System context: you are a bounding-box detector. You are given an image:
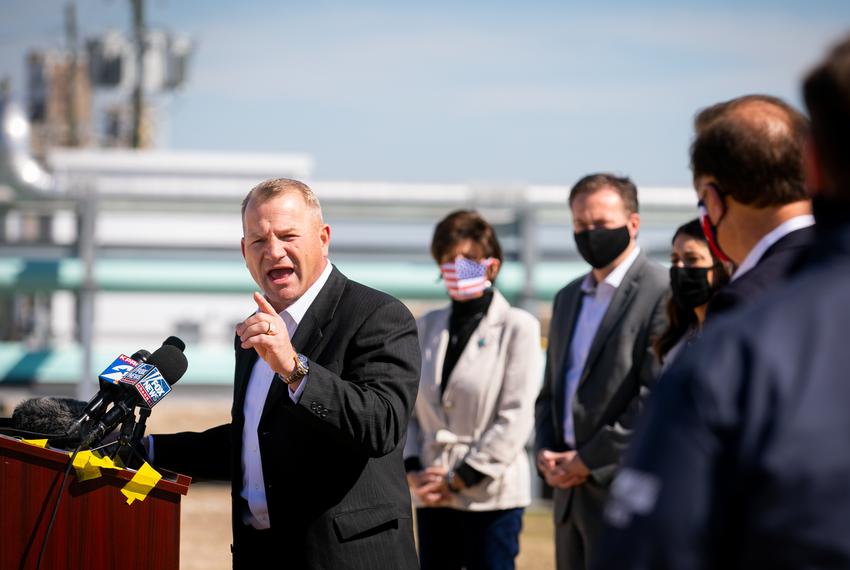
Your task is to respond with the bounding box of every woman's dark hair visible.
[430,210,503,267]
[653,219,730,363]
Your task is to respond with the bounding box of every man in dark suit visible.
[595,35,850,570]
[689,94,815,318]
[534,173,668,570]
[150,179,420,569]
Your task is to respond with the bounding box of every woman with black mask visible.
[653,218,731,367]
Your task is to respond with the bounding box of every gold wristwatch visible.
[281,354,309,385]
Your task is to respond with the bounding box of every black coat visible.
[596,224,850,569]
[153,267,421,569]
[706,225,815,318]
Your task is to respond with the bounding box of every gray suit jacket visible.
[535,251,668,523]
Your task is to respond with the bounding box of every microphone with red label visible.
[70,350,151,436]
[80,340,188,449]
[72,336,185,435]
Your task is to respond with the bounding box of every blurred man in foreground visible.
[535,174,668,570]
[150,179,420,569]
[596,36,850,570]
[690,94,814,318]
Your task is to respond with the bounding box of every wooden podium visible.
[0,435,191,570]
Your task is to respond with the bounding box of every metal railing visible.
[1,148,699,395]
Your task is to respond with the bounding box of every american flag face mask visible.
[439,256,494,300]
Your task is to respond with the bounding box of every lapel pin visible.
[478,337,486,348]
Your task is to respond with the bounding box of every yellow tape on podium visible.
[71,450,104,482]
[18,438,159,505]
[68,450,123,482]
[121,462,162,505]
[89,453,121,470]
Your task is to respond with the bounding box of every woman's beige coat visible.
[405,290,543,511]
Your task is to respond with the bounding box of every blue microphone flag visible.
[98,354,141,385]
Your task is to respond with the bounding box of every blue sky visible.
[2,1,849,185]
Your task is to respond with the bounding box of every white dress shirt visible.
[731,215,815,282]
[562,246,640,447]
[241,260,333,529]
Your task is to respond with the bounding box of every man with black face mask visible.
[595,35,850,570]
[691,94,815,320]
[534,173,669,570]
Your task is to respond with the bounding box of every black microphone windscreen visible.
[163,336,186,352]
[146,344,188,385]
[12,397,87,437]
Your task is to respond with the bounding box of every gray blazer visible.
[405,289,543,511]
[534,251,668,523]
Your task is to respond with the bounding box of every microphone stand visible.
[116,407,151,469]
[110,408,137,465]
[131,407,151,445]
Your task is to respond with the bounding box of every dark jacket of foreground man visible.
[596,224,850,570]
[153,268,421,569]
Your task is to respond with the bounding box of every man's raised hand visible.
[236,292,297,378]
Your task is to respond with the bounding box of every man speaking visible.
[151,179,421,569]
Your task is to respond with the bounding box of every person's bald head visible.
[691,94,810,208]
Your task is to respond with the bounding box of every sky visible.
[2,0,849,186]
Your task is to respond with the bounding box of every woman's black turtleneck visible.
[430,289,494,487]
[441,289,494,394]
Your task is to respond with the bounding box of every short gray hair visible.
[241,178,323,222]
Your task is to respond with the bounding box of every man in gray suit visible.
[535,173,669,570]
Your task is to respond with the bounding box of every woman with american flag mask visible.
[404,210,543,570]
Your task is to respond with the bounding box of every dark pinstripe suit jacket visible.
[153,267,421,569]
[706,225,815,319]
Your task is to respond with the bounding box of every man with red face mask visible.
[595,34,850,570]
[534,173,669,570]
[691,94,815,319]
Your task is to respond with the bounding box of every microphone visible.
[81,342,188,449]
[73,336,181,431]
[70,348,152,434]
[161,335,186,352]
[99,350,152,385]
[109,339,183,464]
[10,397,88,439]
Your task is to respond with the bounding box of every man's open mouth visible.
[267,267,294,283]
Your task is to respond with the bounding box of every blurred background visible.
[1,1,848,568]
